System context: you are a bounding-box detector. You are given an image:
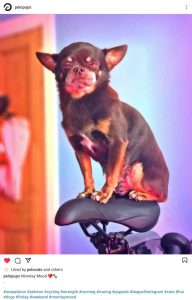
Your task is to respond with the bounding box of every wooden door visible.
[0,28,46,254]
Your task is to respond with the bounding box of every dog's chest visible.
[62,98,110,163]
[69,130,108,164]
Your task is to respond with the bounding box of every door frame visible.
[0,15,60,254]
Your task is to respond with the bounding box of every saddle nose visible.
[73,66,85,75]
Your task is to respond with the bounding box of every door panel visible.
[0,28,46,254]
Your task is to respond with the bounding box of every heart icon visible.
[48,274,53,278]
[4,258,10,263]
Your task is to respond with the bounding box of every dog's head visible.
[36,42,127,99]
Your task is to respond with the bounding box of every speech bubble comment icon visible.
[14,257,21,264]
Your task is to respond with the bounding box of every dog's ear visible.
[36,52,58,72]
[103,45,128,70]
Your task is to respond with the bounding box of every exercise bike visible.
[55,196,192,254]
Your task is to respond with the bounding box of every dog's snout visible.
[73,66,85,75]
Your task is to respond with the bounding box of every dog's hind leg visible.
[116,162,168,202]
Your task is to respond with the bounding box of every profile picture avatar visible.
[4,3,12,11]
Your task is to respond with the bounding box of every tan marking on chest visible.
[96,118,111,135]
[78,118,111,136]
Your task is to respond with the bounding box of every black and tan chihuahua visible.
[36,42,169,204]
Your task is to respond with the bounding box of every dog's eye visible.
[62,57,73,67]
[85,57,99,69]
[89,61,97,66]
[66,56,73,62]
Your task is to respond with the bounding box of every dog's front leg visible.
[92,139,128,203]
[75,150,95,198]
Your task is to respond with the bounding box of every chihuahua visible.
[36,42,169,204]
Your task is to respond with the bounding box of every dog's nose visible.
[73,66,85,75]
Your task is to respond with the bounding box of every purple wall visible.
[56,15,192,254]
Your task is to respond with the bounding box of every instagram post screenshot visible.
[0,0,192,299]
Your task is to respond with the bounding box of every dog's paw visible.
[91,191,102,201]
[91,191,113,204]
[129,190,160,201]
[77,191,92,199]
[129,190,148,201]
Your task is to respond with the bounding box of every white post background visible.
[0,0,191,14]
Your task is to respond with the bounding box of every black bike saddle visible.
[55,197,160,232]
